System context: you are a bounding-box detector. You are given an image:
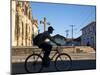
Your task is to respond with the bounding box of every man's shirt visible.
[38,31,51,45]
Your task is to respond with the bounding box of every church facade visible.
[12,0,38,47]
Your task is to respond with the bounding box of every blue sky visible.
[30,2,96,38]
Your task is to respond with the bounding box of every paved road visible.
[11,60,96,74]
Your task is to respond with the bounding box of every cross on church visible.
[40,17,50,32]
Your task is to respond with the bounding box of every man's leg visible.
[42,43,52,66]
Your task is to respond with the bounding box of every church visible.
[12,1,38,47]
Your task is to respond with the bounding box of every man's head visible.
[48,26,54,34]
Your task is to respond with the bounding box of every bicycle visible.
[24,46,72,73]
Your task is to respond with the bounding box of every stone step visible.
[12,46,95,56]
[12,53,96,63]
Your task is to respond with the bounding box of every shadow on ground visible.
[11,60,96,74]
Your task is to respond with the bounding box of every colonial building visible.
[66,36,81,46]
[51,34,81,46]
[12,0,38,47]
[81,21,96,49]
[51,34,66,46]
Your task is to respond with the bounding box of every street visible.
[11,49,96,74]
[11,59,96,74]
[11,52,96,74]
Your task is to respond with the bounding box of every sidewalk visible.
[12,52,96,63]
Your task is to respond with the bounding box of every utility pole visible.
[70,25,75,46]
[40,17,50,32]
[65,30,69,38]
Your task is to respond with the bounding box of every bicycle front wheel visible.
[55,53,72,71]
[24,54,43,73]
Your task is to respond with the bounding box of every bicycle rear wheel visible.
[24,54,43,73]
[55,53,72,71]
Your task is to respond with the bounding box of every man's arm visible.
[45,32,61,46]
[49,37,61,46]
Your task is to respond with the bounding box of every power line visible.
[65,30,69,38]
[75,10,95,34]
[70,25,75,46]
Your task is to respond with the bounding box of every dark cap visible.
[48,26,54,31]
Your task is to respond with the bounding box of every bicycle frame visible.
[50,46,61,60]
[33,46,62,61]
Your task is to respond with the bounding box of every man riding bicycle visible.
[33,26,61,67]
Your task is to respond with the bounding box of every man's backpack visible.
[33,33,43,46]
